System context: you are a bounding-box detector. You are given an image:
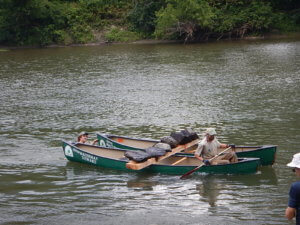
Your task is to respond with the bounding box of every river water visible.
[0,38,300,225]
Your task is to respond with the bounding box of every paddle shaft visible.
[180,146,232,179]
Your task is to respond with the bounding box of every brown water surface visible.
[0,38,300,225]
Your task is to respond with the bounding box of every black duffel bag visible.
[180,128,199,144]
[153,142,171,152]
[185,128,199,141]
[170,131,185,144]
[179,129,192,144]
[145,147,166,158]
[160,136,178,148]
[124,150,151,162]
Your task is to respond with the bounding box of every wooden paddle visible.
[180,146,232,179]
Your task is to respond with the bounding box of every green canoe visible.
[96,133,277,166]
[62,141,260,175]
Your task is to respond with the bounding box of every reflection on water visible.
[197,175,221,207]
[0,38,299,225]
[196,167,278,208]
[127,174,159,190]
[226,166,278,186]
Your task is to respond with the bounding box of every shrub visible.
[272,12,300,32]
[53,30,73,45]
[211,1,277,38]
[154,0,213,41]
[128,0,166,34]
[105,26,140,42]
[0,0,69,46]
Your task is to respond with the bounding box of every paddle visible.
[180,146,232,179]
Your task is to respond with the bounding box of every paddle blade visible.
[180,164,204,179]
[180,147,231,179]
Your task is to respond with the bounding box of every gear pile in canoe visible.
[124,128,199,170]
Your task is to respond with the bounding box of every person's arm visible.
[220,142,235,149]
[194,154,203,161]
[220,143,227,148]
[194,143,204,161]
[285,207,296,220]
[286,183,298,220]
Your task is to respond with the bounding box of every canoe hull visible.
[150,158,259,174]
[63,142,129,171]
[96,133,277,166]
[233,145,277,166]
[62,141,259,175]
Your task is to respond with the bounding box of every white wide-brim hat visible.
[204,128,217,136]
[287,153,300,168]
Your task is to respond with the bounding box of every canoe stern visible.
[236,145,277,166]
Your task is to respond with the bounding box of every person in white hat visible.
[285,153,300,224]
[77,132,98,145]
[194,128,238,165]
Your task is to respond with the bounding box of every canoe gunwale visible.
[98,133,277,152]
[235,145,277,150]
[101,133,158,144]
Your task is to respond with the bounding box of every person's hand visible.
[228,144,235,149]
[203,159,210,166]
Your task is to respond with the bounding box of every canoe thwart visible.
[171,157,187,165]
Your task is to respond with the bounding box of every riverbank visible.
[1,32,300,50]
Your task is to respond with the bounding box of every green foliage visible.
[0,0,299,46]
[128,0,166,34]
[65,0,132,43]
[154,3,178,39]
[77,0,131,27]
[272,12,300,32]
[212,1,276,37]
[0,0,70,45]
[154,0,213,40]
[105,26,140,42]
[0,0,131,46]
[269,0,300,11]
[53,30,73,45]
[244,1,274,30]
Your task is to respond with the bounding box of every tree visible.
[0,0,69,45]
[211,1,276,39]
[154,0,213,41]
[128,0,166,35]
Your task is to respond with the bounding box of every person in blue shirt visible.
[286,153,300,225]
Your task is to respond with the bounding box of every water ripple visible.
[1,40,300,224]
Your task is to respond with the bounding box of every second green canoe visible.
[96,133,277,166]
